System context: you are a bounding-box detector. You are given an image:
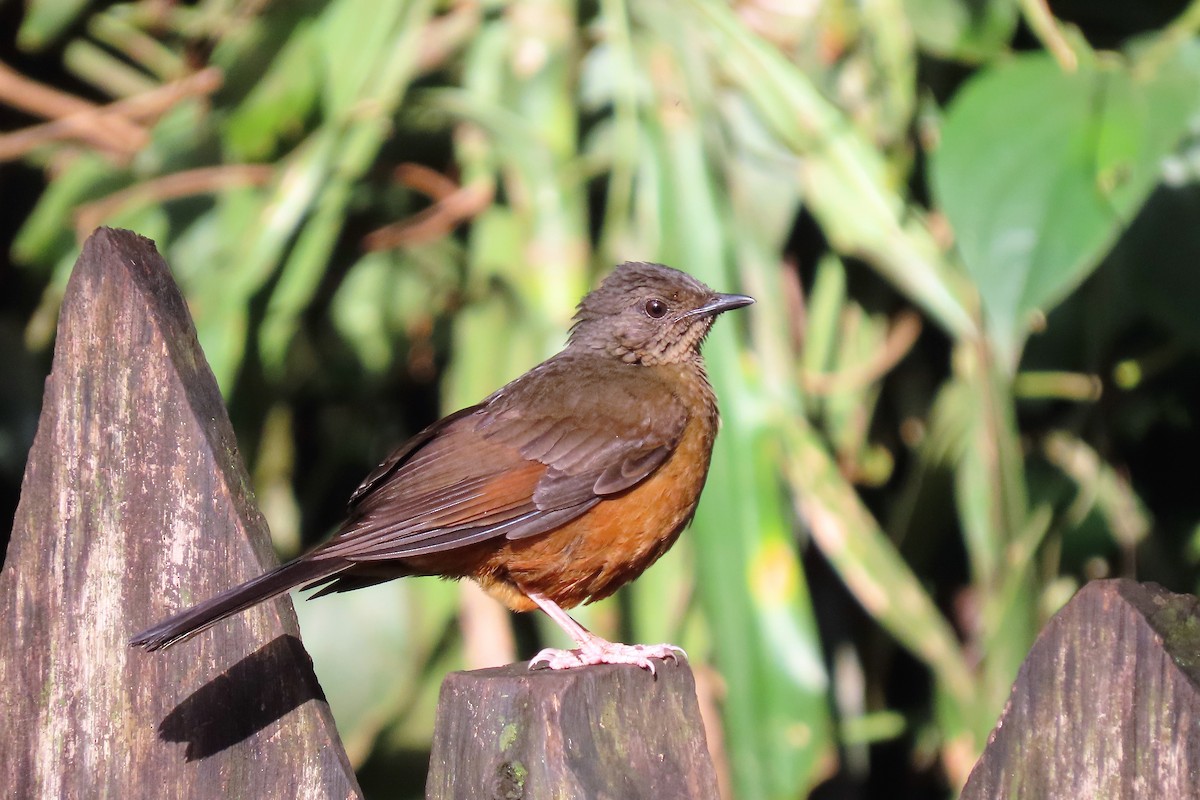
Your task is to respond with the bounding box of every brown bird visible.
[131,261,753,670]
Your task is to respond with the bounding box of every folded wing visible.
[313,361,688,562]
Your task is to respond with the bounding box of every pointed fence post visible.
[0,228,361,798]
[961,579,1200,799]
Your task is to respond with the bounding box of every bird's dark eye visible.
[643,298,668,319]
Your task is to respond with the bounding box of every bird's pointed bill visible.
[688,293,755,318]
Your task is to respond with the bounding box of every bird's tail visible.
[129,558,349,652]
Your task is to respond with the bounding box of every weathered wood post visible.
[0,228,361,798]
[426,660,720,799]
[961,579,1200,799]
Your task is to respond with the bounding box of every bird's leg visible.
[526,592,686,675]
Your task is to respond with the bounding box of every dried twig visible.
[803,309,923,395]
[0,67,222,162]
[0,60,149,155]
[1019,0,1078,72]
[363,164,494,250]
[73,164,274,240]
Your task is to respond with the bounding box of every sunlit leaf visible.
[17,0,89,51]
[905,0,1018,62]
[933,48,1200,368]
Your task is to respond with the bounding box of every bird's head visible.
[567,262,754,366]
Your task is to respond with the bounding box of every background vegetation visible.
[3,0,1200,797]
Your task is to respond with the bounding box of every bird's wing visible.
[345,405,481,508]
[313,358,688,561]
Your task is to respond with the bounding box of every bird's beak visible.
[688,292,755,318]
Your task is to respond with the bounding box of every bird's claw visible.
[529,642,687,676]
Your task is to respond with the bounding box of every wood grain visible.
[961,579,1200,799]
[427,659,719,800]
[0,228,361,799]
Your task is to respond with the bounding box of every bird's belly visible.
[475,418,715,611]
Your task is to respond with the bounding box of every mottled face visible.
[567,262,754,366]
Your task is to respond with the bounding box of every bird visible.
[130,261,753,671]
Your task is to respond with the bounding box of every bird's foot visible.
[529,641,687,676]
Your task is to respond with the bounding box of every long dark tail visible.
[129,558,350,652]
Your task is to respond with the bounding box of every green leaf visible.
[331,253,402,374]
[170,188,267,393]
[17,0,89,51]
[12,154,125,268]
[316,0,411,120]
[905,0,1018,62]
[223,20,322,161]
[933,50,1200,368]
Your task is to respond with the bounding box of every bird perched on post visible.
[131,261,753,671]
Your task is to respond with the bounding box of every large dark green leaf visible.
[933,49,1200,368]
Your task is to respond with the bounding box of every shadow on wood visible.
[0,228,361,798]
[158,635,327,761]
[427,658,719,800]
[961,579,1200,799]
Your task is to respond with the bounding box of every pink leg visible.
[527,592,686,675]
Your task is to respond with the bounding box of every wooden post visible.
[961,579,1200,799]
[426,659,719,800]
[0,229,361,798]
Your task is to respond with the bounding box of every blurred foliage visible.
[4,0,1200,798]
